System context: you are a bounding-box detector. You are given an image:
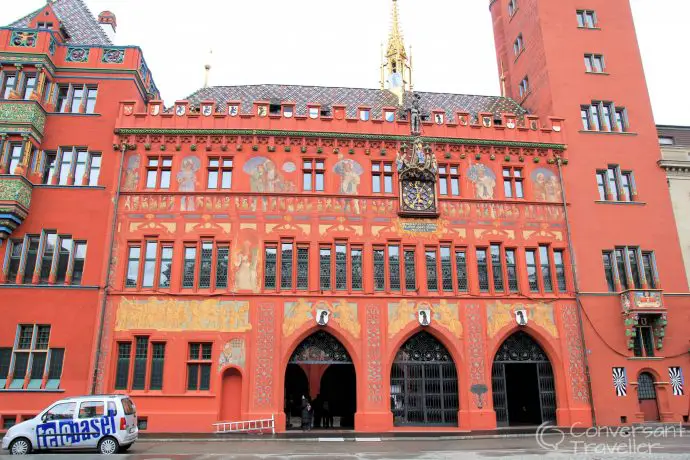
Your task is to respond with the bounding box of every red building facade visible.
[0,0,686,433]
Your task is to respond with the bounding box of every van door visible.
[36,401,77,449]
[120,398,137,435]
[76,400,110,448]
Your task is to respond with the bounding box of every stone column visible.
[13,136,31,176]
[9,65,23,99]
[0,135,7,174]
[33,65,46,101]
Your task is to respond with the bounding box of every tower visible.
[490,0,689,425]
[380,0,412,103]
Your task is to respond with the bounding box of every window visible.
[216,245,229,289]
[658,136,674,146]
[142,241,157,288]
[22,74,37,100]
[440,246,453,292]
[508,0,518,16]
[597,165,635,201]
[518,77,529,98]
[4,233,86,286]
[321,242,362,292]
[78,401,105,419]
[633,316,656,357]
[159,245,174,288]
[336,243,348,290]
[351,247,363,291]
[584,54,605,73]
[525,247,566,295]
[503,167,524,198]
[577,10,597,28]
[1,73,17,99]
[37,22,53,29]
[146,157,172,189]
[513,34,524,56]
[553,250,567,292]
[372,162,394,194]
[426,249,439,292]
[526,249,539,292]
[0,325,64,390]
[183,246,197,288]
[319,245,331,290]
[455,249,468,292]
[170,241,229,290]
[404,248,416,291]
[54,84,98,113]
[373,248,385,291]
[126,245,141,288]
[264,245,277,289]
[438,165,460,196]
[603,247,657,292]
[303,159,324,192]
[199,241,213,288]
[476,249,489,292]
[539,246,553,292]
[187,343,212,391]
[207,157,233,189]
[5,143,23,175]
[41,147,100,186]
[115,338,165,391]
[581,102,628,132]
[264,241,306,291]
[505,249,519,292]
[280,242,293,289]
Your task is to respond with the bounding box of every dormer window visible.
[508,0,518,16]
[360,109,370,121]
[320,106,331,117]
[37,22,54,29]
[269,101,281,115]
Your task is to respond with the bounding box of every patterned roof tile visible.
[185,84,526,122]
[8,0,111,46]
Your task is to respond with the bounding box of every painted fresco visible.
[283,299,360,338]
[334,157,363,195]
[467,163,496,199]
[218,338,246,371]
[122,154,140,191]
[233,229,261,293]
[244,157,296,192]
[388,300,462,337]
[115,298,251,332]
[486,301,558,338]
[178,155,201,211]
[532,168,562,203]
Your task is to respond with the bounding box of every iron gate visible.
[289,331,352,364]
[391,331,459,426]
[492,331,556,426]
[637,373,657,400]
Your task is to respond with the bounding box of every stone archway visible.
[492,331,556,426]
[390,331,459,426]
[220,368,242,422]
[284,330,356,430]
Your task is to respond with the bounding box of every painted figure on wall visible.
[218,338,246,371]
[467,163,496,200]
[532,168,562,203]
[244,157,295,192]
[234,229,261,293]
[122,155,140,191]
[283,299,313,337]
[334,157,363,195]
[178,156,201,211]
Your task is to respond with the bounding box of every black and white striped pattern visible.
[612,367,627,397]
[669,367,684,396]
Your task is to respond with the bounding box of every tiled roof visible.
[185,84,526,122]
[9,0,112,46]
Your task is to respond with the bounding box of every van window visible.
[44,402,76,421]
[78,401,104,419]
[108,401,117,416]
[121,397,136,415]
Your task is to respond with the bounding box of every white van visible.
[2,394,138,455]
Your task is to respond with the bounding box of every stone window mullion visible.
[636,247,649,289]
[32,232,48,284]
[0,135,8,173]
[64,241,77,285]
[47,235,62,284]
[14,234,29,284]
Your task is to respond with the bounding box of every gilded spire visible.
[386,0,407,61]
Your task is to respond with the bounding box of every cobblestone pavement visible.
[2,431,690,459]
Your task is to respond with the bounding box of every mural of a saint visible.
[122,155,140,191]
[334,158,363,195]
[468,164,496,200]
[178,156,200,211]
[532,169,563,203]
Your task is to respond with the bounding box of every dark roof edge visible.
[657,124,690,130]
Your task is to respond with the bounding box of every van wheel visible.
[9,437,32,455]
[98,436,120,455]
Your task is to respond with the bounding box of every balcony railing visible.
[620,289,665,314]
[0,174,33,239]
[0,100,47,140]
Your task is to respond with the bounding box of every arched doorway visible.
[390,331,459,426]
[638,372,660,421]
[284,330,356,430]
[492,331,556,426]
[220,368,242,421]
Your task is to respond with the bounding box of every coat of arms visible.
[316,309,330,326]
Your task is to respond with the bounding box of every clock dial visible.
[402,180,435,211]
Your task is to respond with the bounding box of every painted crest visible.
[316,309,330,326]
[434,113,444,125]
[202,105,213,117]
[229,105,239,117]
[257,106,268,117]
[553,125,561,132]
[175,105,186,116]
[123,105,133,116]
[309,107,319,119]
[515,309,528,326]
[482,116,492,128]
[506,121,516,129]
[284,107,294,118]
[418,308,431,327]
[150,104,160,116]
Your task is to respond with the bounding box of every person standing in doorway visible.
[322,399,332,429]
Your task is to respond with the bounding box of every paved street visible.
[2,432,690,459]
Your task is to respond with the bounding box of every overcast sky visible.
[2,0,688,125]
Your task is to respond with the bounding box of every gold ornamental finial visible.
[381,0,413,104]
[387,0,407,61]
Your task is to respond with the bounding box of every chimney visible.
[98,11,117,44]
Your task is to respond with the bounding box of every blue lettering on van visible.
[36,415,117,449]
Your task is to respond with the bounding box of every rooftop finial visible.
[499,60,507,98]
[387,0,407,62]
[203,49,213,89]
[381,0,412,104]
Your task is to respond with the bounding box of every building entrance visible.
[492,331,556,426]
[283,331,356,430]
[638,372,660,422]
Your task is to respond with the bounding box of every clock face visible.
[402,180,435,212]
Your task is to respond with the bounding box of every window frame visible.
[438,164,460,197]
[584,53,605,73]
[302,158,325,192]
[605,246,658,291]
[206,156,233,190]
[145,156,173,190]
[502,167,524,199]
[576,10,598,29]
[54,83,99,114]
[596,165,636,202]
[513,34,524,57]
[581,101,628,132]
[372,161,394,194]
[114,337,166,392]
[0,324,64,391]
[187,343,212,391]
